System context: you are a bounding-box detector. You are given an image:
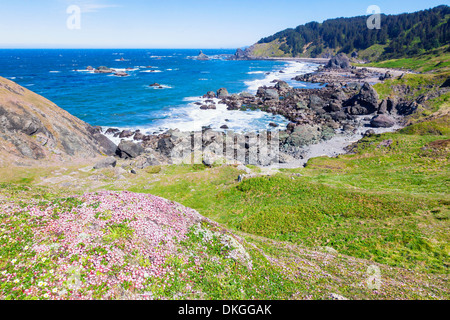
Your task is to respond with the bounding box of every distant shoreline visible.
[254,57,330,64]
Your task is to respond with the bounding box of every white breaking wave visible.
[140,70,162,73]
[245,61,319,93]
[148,84,172,89]
[247,71,265,74]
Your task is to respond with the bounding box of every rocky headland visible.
[0,76,116,166]
[103,55,429,169]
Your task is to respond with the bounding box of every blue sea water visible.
[0,49,321,140]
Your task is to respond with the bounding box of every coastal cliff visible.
[0,76,116,166]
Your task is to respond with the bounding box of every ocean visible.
[0,49,321,141]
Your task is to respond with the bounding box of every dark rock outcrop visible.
[325,53,350,69]
[0,76,117,164]
[94,66,114,74]
[228,47,254,60]
[196,50,210,61]
[116,140,144,159]
[345,82,379,114]
[216,88,229,99]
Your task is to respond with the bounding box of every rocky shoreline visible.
[97,54,421,170]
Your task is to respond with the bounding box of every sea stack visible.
[196,50,210,60]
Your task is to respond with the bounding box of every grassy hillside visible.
[358,46,450,73]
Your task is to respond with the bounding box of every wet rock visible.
[200,105,216,110]
[216,88,229,99]
[114,71,129,77]
[94,66,114,74]
[105,128,120,135]
[119,130,134,138]
[203,91,216,98]
[196,50,210,61]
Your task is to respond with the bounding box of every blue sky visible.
[0,0,447,48]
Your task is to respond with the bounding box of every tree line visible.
[258,5,450,59]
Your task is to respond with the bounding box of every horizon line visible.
[0,47,243,50]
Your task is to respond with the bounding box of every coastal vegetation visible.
[252,5,449,60]
[1,80,448,299]
[1,5,449,301]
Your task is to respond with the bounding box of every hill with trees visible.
[246,5,449,61]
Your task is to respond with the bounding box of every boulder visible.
[116,140,144,159]
[379,72,393,81]
[119,130,134,138]
[216,88,229,99]
[346,82,379,114]
[157,137,175,157]
[326,53,350,69]
[395,101,418,115]
[327,101,342,112]
[105,128,120,135]
[378,100,388,114]
[309,94,325,110]
[274,80,290,91]
[93,156,117,169]
[363,129,376,137]
[133,132,145,141]
[203,91,216,98]
[239,92,254,99]
[370,114,395,128]
[263,89,279,101]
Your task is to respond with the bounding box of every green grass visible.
[355,46,450,73]
[357,44,387,62]
[117,123,449,274]
[373,72,449,101]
